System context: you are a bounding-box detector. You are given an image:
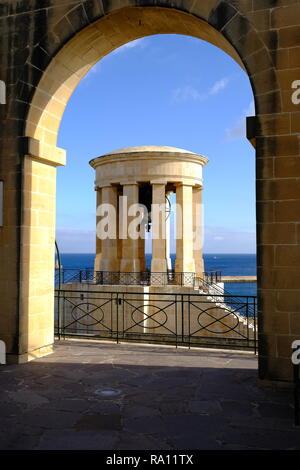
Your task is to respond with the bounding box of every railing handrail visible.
[54,286,257,299]
[55,268,201,287]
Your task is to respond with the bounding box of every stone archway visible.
[0,0,299,383]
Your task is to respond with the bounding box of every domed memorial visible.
[90,146,208,286]
[60,147,254,348]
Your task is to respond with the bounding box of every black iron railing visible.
[55,288,257,352]
[55,268,221,287]
[194,275,256,319]
[203,271,222,284]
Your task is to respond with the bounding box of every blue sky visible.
[56,34,256,254]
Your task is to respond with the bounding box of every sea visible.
[58,253,257,297]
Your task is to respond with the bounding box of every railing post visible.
[181,294,184,345]
[56,290,61,340]
[188,294,191,349]
[116,293,119,344]
[246,296,250,349]
[62,291,66,339]
[254,297,257,355]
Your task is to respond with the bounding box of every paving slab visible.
[0,340,299,450]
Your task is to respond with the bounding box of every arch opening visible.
[19,4,268,368]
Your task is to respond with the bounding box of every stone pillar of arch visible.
[175,183,196,274]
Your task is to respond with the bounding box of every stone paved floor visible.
[0,340,299,450]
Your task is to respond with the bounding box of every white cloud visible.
[112,38,146,55]
[224,100,255,142]
[209,77,229,96]
[172,76,230,103]
[172,85,202,103]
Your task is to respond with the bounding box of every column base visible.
[94,254,102,272]
[99,258,120,272]
[195,258,205,278]
[6,344,53,364]
[151,259,168,285]
[120,258,141,273]
[175,258,196,273]
[151,258,168,273]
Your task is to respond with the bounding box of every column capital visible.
[150,180,167,185]
[95,183,113,189]
[122,181,139,186]
[174,181,195,188]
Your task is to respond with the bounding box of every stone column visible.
[165,192,172,271]
[120,183,141,272]
[151,182,167,274]
[116,187,123,264]
[94,187,102,272]
[193,186,204,277]
[139,221,147,272]
[175,183,196,273]
[98,184,119,272]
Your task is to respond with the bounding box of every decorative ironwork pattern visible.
[55,289,257,352]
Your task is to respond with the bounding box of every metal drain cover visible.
[95,388,121,397]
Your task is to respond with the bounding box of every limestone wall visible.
[0,0,299,380]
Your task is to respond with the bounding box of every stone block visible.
[256,157,274,179]
[277,291,300,314]
[279,25,300,48]
[276,245,300,267]
[257,135,299,157]
[271,5,300,29]
[291,112,300,134]
[258,222,296,244]
[275,200,300,222]
[256,113,290,137]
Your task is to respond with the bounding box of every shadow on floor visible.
[0,340,298,450]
